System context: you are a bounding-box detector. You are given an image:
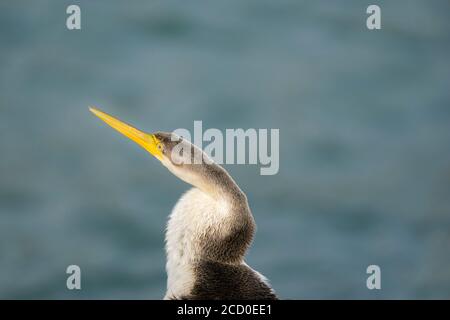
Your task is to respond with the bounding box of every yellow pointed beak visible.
[89,107,163,160]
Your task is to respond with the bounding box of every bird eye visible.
[157,143,163,151]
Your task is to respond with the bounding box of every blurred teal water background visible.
[1,0,450,299]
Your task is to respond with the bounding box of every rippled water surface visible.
[0,0,450,298]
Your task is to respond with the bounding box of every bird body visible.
[165,187,275,300]
[165,187,233,299]
[90,107,277,300]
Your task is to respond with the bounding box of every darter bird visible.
[89,107,277,300]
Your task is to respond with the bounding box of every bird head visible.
[89,107,215,192]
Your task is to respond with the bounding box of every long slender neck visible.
[194,163,247,205]
[165,156,250,213]
[166,160,256,266]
